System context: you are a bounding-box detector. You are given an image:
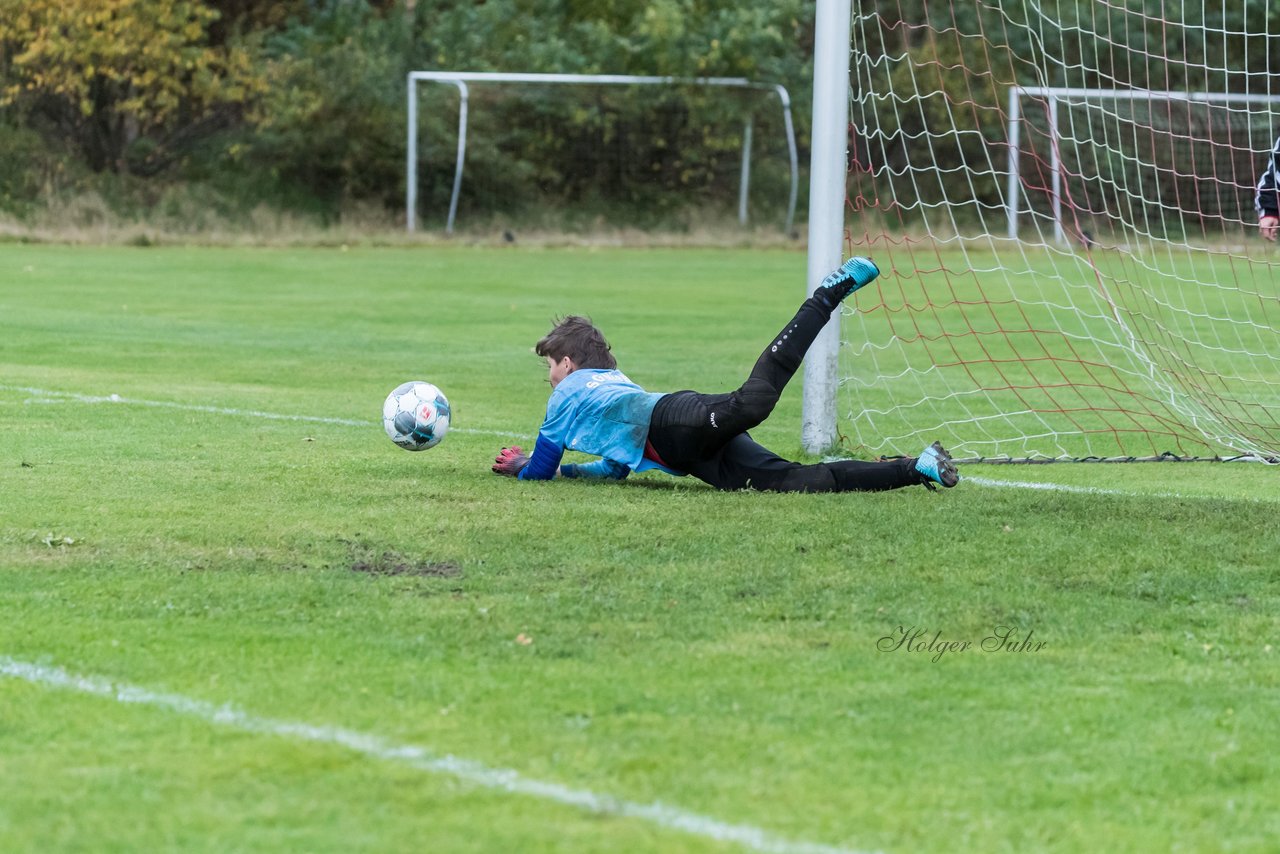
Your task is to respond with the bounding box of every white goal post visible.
[801,0,854,454]
[405,71,800,234]
[1006,86,1280,243]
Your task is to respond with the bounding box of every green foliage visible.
[233,0,412,216]
[3,1,1280,228]
[0,122,70,218]
[0,0,814,225]
[0,0,258,174]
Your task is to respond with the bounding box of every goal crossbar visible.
[405,71,799,233]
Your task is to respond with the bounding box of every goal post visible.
[405,71,800,234]
[801,3,1280,464]
[800,0,854,454]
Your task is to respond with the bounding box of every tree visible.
[0,0,258,173]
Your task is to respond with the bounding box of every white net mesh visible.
[841,2,1280,461]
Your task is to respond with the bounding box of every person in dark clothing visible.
[1255,133,1280,241]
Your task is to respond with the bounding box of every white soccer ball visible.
[383,381,451,451]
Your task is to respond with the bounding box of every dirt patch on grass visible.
[350,552,461,578]
[339,536,463,579]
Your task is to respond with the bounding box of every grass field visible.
[1,243,1277,853]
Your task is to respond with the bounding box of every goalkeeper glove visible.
[492,446,530,477]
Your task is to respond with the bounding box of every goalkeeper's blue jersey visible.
[519,368,673,480]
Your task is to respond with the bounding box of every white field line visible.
[0,384,523,440]
[967,475,1168,497]
[0,657,875,854]
[966,474,1275,503]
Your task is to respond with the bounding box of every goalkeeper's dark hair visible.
[535,315,617,370]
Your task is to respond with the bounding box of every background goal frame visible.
[1006,87,1280,244]
[404,71,799,234]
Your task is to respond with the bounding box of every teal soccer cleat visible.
[915,441,959,490]
[817,256,881,305]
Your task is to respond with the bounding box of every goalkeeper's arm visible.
[493,436,629,481]
[560,459,630,480]
[518,435,564,480]
[510,435,563,480]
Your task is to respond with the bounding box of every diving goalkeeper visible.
[492,257,959,493]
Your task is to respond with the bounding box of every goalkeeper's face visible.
[547,355,576,388]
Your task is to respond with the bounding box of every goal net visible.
[826,2,1280,462]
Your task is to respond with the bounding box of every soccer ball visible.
[383,381,451,451]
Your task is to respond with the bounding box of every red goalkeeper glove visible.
[492,446,530,477]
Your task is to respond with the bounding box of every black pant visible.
[648,295,921,493]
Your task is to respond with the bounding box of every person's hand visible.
[1260,215,1279,242]
[492,446,530,476]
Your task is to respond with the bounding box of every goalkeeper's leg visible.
[649,257,880,461]
[718,257,880,438]
[680,434,926,493]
